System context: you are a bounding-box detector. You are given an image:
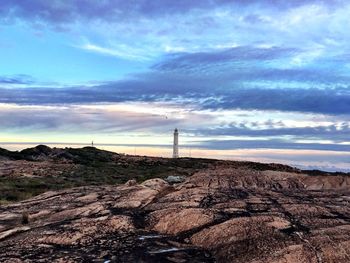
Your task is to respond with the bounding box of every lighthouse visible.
[173,128,179,158]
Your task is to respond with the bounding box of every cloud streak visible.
[0,78,349,116]
[197,139,350,152]
[79,43,152,61]
[193,124,350,142]
[0,75,34,85]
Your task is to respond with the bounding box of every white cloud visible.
[79,42,152,61]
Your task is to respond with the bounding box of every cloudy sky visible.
[0,0,349,171]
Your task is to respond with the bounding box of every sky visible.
[0,0,349,172]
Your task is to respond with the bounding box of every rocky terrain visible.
[0,146,349,262]
[0,145,220,203]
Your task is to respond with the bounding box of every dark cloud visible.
[197,139,350,152]
[0,0,344,25]
[242,14,271,25]
[0,77,349,116]
[201,88,350,115]
[0,75,34,84]
[0,0,229,24]
[152,47,350,86]
[153,47,297,71]
[191,124,350,142]
[0,105,180,132]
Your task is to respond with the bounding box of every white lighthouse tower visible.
[173,128,179,158]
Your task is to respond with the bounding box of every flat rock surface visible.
[0,166,349,262]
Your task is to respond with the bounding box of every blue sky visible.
[0,0,349,171]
